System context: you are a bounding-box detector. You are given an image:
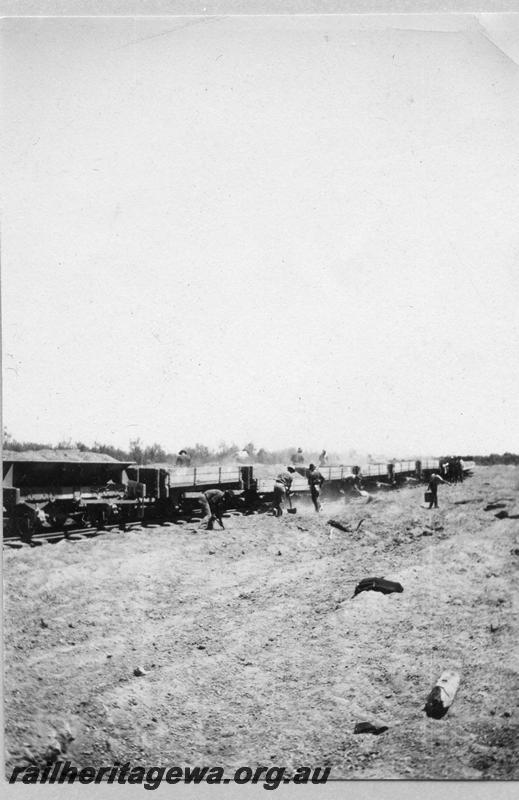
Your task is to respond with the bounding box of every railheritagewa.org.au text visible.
[9,761,331,790]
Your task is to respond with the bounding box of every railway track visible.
[2,519,178,547]
[2,511,252,547]
[0,483,420,548]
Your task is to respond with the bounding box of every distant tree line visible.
[472,452,519,466]
[2,429,341,466]
[3,430,517,466]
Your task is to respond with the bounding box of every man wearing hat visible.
[198,489,234,529]
[307,463,325,512]
[176,449,191,467]
[291,448,305,465]
[273,466,296,517]
[427,472,450,509]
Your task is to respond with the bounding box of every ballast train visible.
[2,450,471,541]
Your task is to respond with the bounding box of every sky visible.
[2,13,519,457]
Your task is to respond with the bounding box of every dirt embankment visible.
[4,466,519,779]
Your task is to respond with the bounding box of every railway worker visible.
[273,466,296,517]
[450,457,458,484]
[199,489,234,530]
[291,448,305,465]
[427,472,450,509]
[457,457,464,483]
[342,474,357,496]
[441,458,452,481]
[176,450,191,467]
[307,463,325,512]
[319,449,328,467]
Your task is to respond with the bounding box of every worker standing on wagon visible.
[273,466,296,517]
[291,448,305,465]
[198,489,234,530]
[427,472,450,509]
[307,463,325,512]
[176,450,191,467]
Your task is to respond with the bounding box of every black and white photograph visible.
[2,4,519,790]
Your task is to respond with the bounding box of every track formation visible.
[2,510,249,547]
[3,451,474,548]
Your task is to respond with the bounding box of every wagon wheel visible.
[74,510,90,528]
[14,509,37,543]
[52,512,69,530]
[82,507,101,529]
[107,504,120,525]
[117,504,130,530]
[94,508,108,530]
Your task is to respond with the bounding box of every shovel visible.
[287,492,297,514]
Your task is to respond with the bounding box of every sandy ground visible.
[3,465,519,780]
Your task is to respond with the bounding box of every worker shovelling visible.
[272,462,326,517]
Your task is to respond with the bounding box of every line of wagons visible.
[2,451,473,541]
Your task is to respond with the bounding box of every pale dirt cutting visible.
[4,466,518,780]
